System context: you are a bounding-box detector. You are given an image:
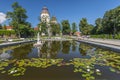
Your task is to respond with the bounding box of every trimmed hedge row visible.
[0,30,16,36]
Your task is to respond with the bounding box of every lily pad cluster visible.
[71,49,120,80]
[0,58,63,76]
[0,60,9,73]
[98,51,120,74]
[71,58,101,80]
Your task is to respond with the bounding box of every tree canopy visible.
[102,6,120,34]
[61,20,71,35]
[6,2,34,38]
[79,18,93,35]
[50,23,61,36]
[72,22,77,34]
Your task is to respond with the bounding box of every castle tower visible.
[50,16,58,24]
[40,7,50,23]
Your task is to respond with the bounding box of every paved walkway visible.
[77,38,120,53]
[0,40,35,48]
[82,38,120,46]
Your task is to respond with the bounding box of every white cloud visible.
[0,12,7,24]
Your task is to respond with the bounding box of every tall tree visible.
[102,6,120,35]
[72,22,77,34]
[94,18,103,34]
[0,24,2,29]
[19,24,33,38]
[79,18,93,35]
[50,23,60,36]
[38,22,47,35]
[88,24,94,35]
[61,20,71,35]
[6,2,28,38]
[79,18,88,35]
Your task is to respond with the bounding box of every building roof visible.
[74,31,81,36]
[41,7,49,14]
[50,16,57,24]
[51,16,57,21]
[75,31,81,34]
[6,26,13,29]
[34,27,39,31]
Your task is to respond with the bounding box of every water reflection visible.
[61,41,71,54]
[79,43,97,57]
[79,43,88,56]
[0,51,11,60]
[0,41,113,61]
[87,48,96,56]
[11,44,33,59]
[40,41,61,58]
[71,41,77,52]
[0,41,85,60]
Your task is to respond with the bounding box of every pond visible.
[0,41,120,80]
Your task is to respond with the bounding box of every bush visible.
[0,30,16,36]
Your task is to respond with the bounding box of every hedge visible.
[0,30,16,36]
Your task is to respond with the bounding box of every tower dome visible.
[41,7,49,14]
[50,16,57,24]
[40,7,50,23]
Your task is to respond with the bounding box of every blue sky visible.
[0,0,120,27]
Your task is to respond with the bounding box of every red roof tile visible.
[34,27,39,31]
[6,26,13,29]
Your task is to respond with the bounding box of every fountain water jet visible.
[34,32,42,46]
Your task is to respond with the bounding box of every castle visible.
[40,7,57,24]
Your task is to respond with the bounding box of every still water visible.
[0,41,120,80]
[0,41,90,60]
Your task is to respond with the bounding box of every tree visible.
[79,18,88,35]
[38,22,47,35]
[6,2,28,38]
[72,22,77,34]
[3,24,6,30]
[102,10,115,34]
[95,18,103,34]
[18,23,35,38]
[61,20,71,35]
[50,23,60,36]
[115,6,120,34]
[0,24,2,29]
[79,18,93,35]
[88,24,94,35]
[91,18,103,34]
[102,6,120,35]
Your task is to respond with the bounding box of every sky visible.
[0,0,120,27]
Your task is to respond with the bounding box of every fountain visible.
[34,32,42,46]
